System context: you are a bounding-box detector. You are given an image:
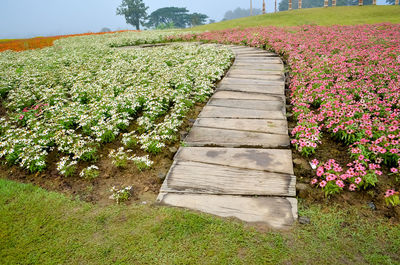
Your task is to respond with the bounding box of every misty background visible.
[0,0,388,39]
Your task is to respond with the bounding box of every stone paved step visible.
[194,118,288,135]
[161,161,296,196]
[157,193,298,229]
[174,147,294,174]
[185,127,290,148]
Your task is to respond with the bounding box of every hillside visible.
[192,5,400,31]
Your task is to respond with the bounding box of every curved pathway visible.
[157,45,297,229]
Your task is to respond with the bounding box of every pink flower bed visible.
[171,24,400,196]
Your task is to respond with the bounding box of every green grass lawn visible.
[191,6,400,31]
[0,179,399,264]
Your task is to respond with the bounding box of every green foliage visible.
[116,0,148,30]
[145,7,209,29]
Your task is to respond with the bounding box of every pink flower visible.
[355,177,362,184]
[391,168,398,173]
[336,180,345,188]
[349,184,357,191]
[18,115,24,120]
[320,180,327,188]
[311,159,319,166]
[385,189,396,198]
[311,178,318,185]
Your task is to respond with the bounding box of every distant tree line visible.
[117,0,209,30]
[222,7,262,21]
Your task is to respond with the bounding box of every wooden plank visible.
[233,63,284,71]
[227,73,284,81]
[228,69,283,75]
[194,118,288,135]
[199,106,285,119]
[217,84,284,95]
[161,161,296,196]
[236,53,277,57]
[212,91,285,101]
[185,127,290,148]
[208,98,284,111]
[157,193,298,229]
[235,58,282,64]
[220,78,284,86]
[174,147,294,174]
[231,65,284,71]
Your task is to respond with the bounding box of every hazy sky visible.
[0,0,387,39]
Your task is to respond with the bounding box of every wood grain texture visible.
[235,58,282,64]
[157,193,298,229]
[228,69,283,75]
[199,106,285,120]
[227,73,284,81]
[217,84,284,95]
[194,118,288,135]
[220,77,284,86]
[161,161,295,196]
[208,98,284,111]
[212,91,285,101]
[185,127,290,148]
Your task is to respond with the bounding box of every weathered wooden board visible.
[199,106,285,119]
[157,193,298,229]
[208,98,284,111]
[185,127,290,148]
[235,58,282,64]
[212,91,285,101]
[220,78,284,86]
[231,65,284,72]
[174,147,294,174]
[217,84,284,95]
[235,53,278,57]
[228,69,283,75]
[232,63,284,71]
[194,118,288,135]
[161,161,295,196]
[227,73,284,81]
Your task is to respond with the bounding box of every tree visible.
[145,7,209,29]
[116,0,148,30]
[223,7,262,21]
[189,13,209,27]
[146,7,190,28]
[100,27,111,32]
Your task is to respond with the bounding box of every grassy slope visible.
[192,6,400,31]
[0,179,399,264]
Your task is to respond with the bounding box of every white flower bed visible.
[0,31,233,173]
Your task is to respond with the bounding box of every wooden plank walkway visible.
[157,45,297,229]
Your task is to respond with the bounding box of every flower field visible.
[0,31,233,176]
[0,30,137,52]
[170,24,400,198]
